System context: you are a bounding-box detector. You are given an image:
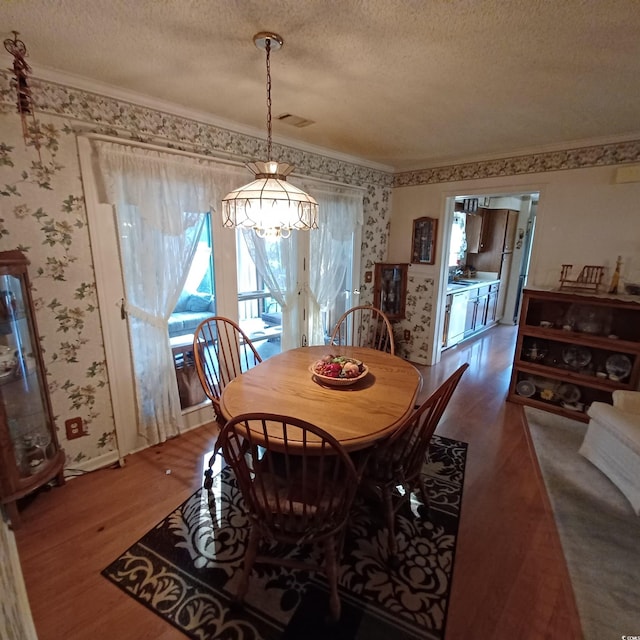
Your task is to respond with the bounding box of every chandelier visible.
[221,33,318,239]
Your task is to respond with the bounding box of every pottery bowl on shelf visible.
[624,282,640,296]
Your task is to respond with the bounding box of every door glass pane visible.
[169,214,214,410]
[236,232,282,360]
[320,254,354,345]
[168,214,215,342]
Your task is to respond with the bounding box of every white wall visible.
[389,164,640,363]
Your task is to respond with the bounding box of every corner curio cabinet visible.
[0,250,65,527]
[373,263,408,321]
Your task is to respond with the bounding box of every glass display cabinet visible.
[0,250,65,527]
[373,263,408,321]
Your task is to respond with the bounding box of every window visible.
[168,213,215,340]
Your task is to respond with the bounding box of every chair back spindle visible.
[330,305,395,355]
[218,412,359,620]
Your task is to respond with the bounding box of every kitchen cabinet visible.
[0,250,65,527]
[501,209,518,253]
[374,263,408,321]
[464,284,492,337]
[508,288,640,423]
[487,283,499,323]
[445,280,500,348]
[442,294,452,348]
[471,209,518,272]
[445,290,469,348]
[465,211,488,253]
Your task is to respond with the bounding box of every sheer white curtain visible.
[305,185,364,345]
[94,141,245,444]
[241,231,299,351]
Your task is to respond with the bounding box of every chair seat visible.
[253,472,343,525]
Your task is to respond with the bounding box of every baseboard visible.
[64,450,121,477]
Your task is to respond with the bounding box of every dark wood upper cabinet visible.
[465,211,488,253]
[468,209,518,272]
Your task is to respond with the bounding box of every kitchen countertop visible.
[446,278,500,294]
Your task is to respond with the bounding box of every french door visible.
[79,135,362,459]
[236,225,361,351]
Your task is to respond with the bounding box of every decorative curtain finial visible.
[4,31,42,160]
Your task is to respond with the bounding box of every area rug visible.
[102,435,467,640]
[524,407,640,640]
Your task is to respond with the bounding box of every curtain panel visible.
[93,140,246,445]
[302,183,364,346]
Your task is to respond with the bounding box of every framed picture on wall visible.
[411,217,437,264]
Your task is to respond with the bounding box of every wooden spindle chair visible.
[217,413,359,622]
[330,305,395,355]
[362,363,469,560]
[192,316,262,489]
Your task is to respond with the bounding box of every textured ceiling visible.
[2,0,640,170]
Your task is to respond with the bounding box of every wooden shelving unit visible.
[508,287,640,422]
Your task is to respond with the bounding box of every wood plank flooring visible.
[13,324,583,639]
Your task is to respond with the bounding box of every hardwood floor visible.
[13,324,583,639]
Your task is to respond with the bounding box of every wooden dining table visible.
[220,345,421,452]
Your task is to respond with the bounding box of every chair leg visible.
[382,485,398,559]
[203,445,221,490]
[323,535,341,622]
[236,525,260,603]
[417,476,430,513]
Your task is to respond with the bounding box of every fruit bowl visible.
[309,355,369,387]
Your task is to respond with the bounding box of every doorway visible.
[440,191,538,353]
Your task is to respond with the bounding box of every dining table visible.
[219,345,422,452]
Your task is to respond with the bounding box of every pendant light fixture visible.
[221,32,318,239]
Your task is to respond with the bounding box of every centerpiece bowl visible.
[309,355,369,387]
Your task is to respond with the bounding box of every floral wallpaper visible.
[393,267,436,365]
[0,70,392,470]
[2,69,638,470]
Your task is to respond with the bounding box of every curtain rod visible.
[79,132,246,168]
[78,131,366,192]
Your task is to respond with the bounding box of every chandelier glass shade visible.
[221,33,318,238]
[222,161,318,238]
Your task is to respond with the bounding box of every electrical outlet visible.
[65,417,84,440]
[364,271,373,283]
[404,329,411,341]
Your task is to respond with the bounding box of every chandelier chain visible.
[265,38,272,161]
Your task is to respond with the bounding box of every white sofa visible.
[580,390,640,515]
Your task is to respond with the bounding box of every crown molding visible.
[32,65,394,174]
[394,138,640,187]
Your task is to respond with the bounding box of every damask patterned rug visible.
[102,435,467,640]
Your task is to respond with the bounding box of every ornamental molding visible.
[2,71,639,188]
[394,139,640,187]
[0,71,393,189]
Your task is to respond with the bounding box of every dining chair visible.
[330,305,396,355]
[192,316,262,489]
[217,412,359,622]
[362,362,469,560]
